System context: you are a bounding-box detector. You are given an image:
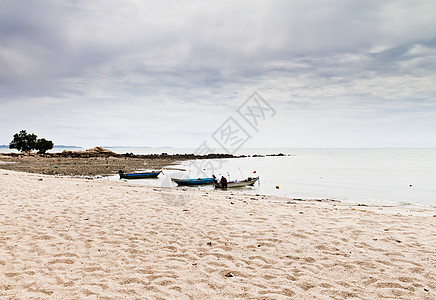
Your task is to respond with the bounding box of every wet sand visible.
[1,169,435,299]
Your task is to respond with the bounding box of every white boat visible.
[214,176,259,188]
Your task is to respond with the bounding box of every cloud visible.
[1,0,436,147]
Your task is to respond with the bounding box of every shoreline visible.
[0,147,279,177]
[0,151,236,177]
[2,151,434,210]
[1,169,435,298]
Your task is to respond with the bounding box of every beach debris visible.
[424,288,429,292]
[230,202,234,205]
[276,185,280,189]
[299,211,304,214]
[224,272,234,278]
[38,178,43,181]
[207,242,212,246]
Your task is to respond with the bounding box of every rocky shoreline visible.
[0,147,289,177]
[0,147,240,176]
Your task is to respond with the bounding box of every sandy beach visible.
[1,169,435,299]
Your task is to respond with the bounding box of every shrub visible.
[35,138,54,154]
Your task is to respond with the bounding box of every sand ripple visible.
[1,169,435,299]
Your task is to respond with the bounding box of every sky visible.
[1,0,436,148]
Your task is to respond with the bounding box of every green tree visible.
[9,130,54,154]
[35,138,54,154]
[9,130,38,152]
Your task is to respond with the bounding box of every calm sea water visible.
[2,147,435,206]
[101,148,435,207]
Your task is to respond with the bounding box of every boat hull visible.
[172,178,214,186]
[214,176,259,188]
[119,171,162,179]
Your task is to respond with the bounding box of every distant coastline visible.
[53,145,83,148]
[0,145,82,149]
[101,146,173,149]
[0,145,174,149]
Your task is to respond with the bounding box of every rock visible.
[86,147,117,156]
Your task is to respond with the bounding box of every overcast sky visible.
[1,0,436,148]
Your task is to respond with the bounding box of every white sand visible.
[1,169,435,299]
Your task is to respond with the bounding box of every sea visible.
[108,148,436,207]
[2,147,435,207]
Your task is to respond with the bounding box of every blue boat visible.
[172,177,214,186]
[119,170,162,179]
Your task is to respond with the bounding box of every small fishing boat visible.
[214,176,259,188]
[172,177,214,186]
[119,170,162,179]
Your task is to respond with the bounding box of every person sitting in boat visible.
[212,175,218,184]
[220,176,228,188]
